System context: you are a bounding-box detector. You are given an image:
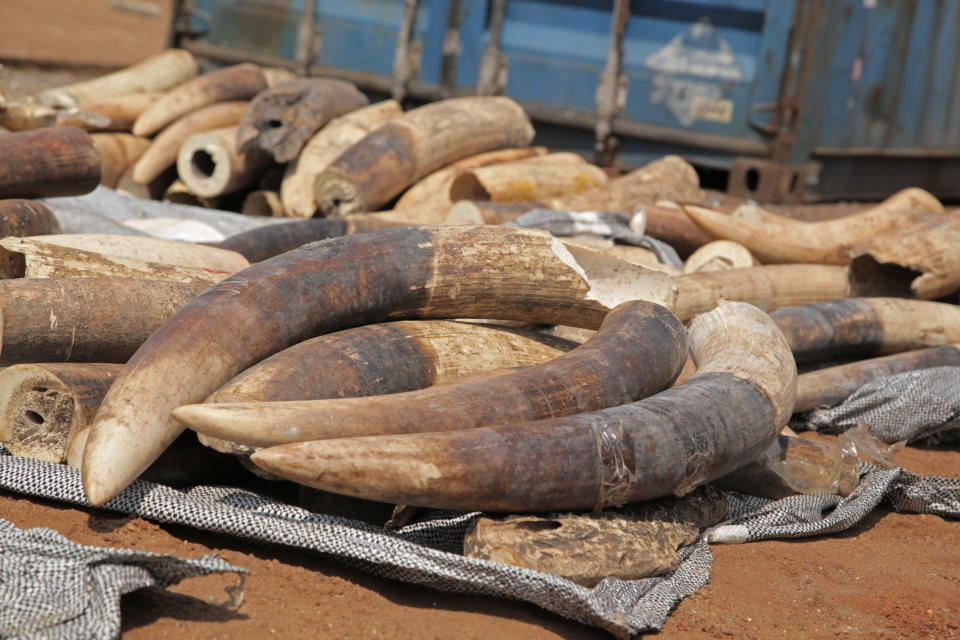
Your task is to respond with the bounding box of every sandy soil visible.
[0,437,954,639]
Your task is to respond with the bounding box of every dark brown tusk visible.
[770,298,960,364]
[0,278,208,365]
[0,128,101,199]
[249,301,796,512]
[794,345,960,413]
[199,319,576,454]
[235,78,369,163]
[312,96,535,216]
[81,225,676,506]
[0,363,122,463]
[0,200,62,237]
[174,300,687,447]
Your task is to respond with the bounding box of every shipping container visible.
[177,0,960,201]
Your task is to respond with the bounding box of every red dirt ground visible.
[0,437,955,639]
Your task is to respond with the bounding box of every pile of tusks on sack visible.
[2,48,960,628]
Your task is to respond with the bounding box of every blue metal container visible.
[179,0,960,200]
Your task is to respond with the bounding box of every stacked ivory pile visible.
[1,49,959,587]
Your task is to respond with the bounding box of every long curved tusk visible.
[208,320,577,403]
[249,301,796,512]
[132,63,268,137]
[849,214,960,300]
[794,345,960,413]
[313,97,535,216]
[0,278,208,364]
[36,49,198,107]
[90,133,151,188]
[177,125,273,198]
[0,128,101,199]
[683,188,943,265]
[771,298,960,364]
[279,101,403,218]
[173,300,687,446]
[132,101,249,185]
[197,319,576,455]
[0,363,122,463]
[81,225,677,506]
[235,78,369,162]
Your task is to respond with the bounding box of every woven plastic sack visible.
[0,447,957,638]
[803,367,960,443]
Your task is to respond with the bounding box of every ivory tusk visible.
[199,320,576,455]
[0,128,101,199]
[683,240,757,273]
[447,153,607,203]
[90,133,151,189]
[235,78,369,162]
[771,298,960,363]
[0,233,247,275]
[0,278,208,364]
[683,188,943,265]
[81,225,677,506]
[849,214,960,300]
[241,190,285,217]
[0,237,233,284]
[132,101,249,185]
[249,301,796,512]
[133,63,267,137]
[56,92,162,132]
[279,101,403,218]
[0,363,122,463]
[673,264,853,323]
[794,345,960,413]
[177,125,273,198]
[394,147,547,211]
[313,97,535,216]
[0,200,62,238]
[35,49,198,107]
[174,300,687,446]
